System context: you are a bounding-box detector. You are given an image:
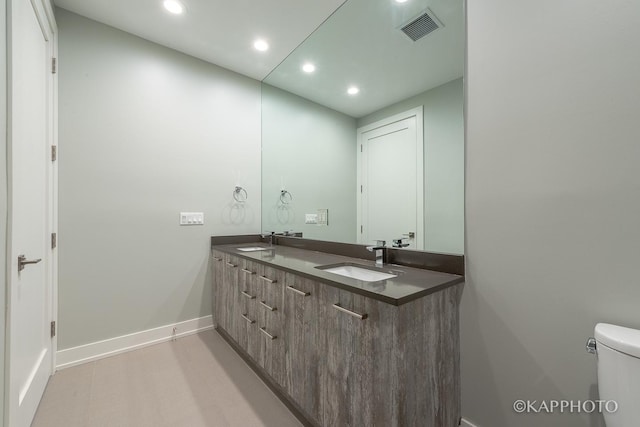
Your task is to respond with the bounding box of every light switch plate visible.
[180,212,204,225]
[317,209,328,226]
[305,214,318,224]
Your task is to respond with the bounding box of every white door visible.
[358,107,424,250]
[7,0,56,425]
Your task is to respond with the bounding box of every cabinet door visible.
[282,273,322,424]
[321,286,398,427]
[255,264,286,384]
[211,251,226,330]
[221,254,240,338]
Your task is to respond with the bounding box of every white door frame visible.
[5,0,58,424]
[356,106,424,248]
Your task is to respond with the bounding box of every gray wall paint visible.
[57,9,261,350]
[261,84,357,243]
[1,0,6,421]
[463,1,640,427]
[358,78,464,254]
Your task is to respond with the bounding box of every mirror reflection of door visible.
[358,107,424,250]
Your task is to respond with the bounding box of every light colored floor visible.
[32,330,302,427]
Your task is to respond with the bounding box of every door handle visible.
[18,255,42,272]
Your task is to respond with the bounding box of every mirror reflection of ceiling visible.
[53,0,348,81]
[263,0,464,118]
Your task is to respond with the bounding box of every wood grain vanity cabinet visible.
[282,273,322,423]
[212,249,461,427]
[255,264,286,385]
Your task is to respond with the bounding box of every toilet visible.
[593,323,640,427]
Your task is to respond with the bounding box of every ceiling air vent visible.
[400,9,443,42]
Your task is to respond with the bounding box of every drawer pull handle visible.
[259,327,277,340]
[241,268,256,275]
[260,301,277,311]
[226,262,237,268]
[213,257,223,261]
[241,291,255,299]
[241,314,255,324]
[259,276,277,284]
[332,303,368,320]
[286,285,310,296]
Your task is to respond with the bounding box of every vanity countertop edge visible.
[211,241,464,306]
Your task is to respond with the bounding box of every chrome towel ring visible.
[280,190,293,204]
[233,186,248,202]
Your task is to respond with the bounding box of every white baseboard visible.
[56,315,213,370]
[460,418,480,427]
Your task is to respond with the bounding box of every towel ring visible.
[280,190,293,204]
[233,186,248,203]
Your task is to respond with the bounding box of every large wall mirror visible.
[261,0,464,255]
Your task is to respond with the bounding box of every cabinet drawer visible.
[235,259,259,356]
[254,265,285,384]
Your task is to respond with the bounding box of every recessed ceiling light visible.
[395,0,409,3]
[347,86,360,95]
[163,0,184,14]
[253,39,269,52]
[302,63,316,73]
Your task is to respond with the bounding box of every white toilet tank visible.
[595,323,640,427]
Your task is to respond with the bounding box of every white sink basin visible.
[236,246,271,252]
[319,264,397,282]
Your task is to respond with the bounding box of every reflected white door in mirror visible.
[357,107,424,250]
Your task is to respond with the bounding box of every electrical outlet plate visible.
[180,212,204,225]
[305,214,318,224]
[317,209,328,226]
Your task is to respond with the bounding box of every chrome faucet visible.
[261,231,278,246]
[366,240,387,267]
[261,231,298,246]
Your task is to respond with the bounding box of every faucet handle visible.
[392,238,410,248]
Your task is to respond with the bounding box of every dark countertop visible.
[212,243,464,306]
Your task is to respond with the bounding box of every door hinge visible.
[51,145,57,161]
[52,57,57,74]
[360,185,363,193]
[51,232,57,249]
[360,144,363,152]
[360,225,363,233]
[50,321,56,338]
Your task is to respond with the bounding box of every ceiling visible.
[264,0,464,118]
[53,0,348,81]
[54,0,463,117]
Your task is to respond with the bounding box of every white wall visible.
[261,84,357,243]
[464,1,640,426]
[358,78,464,254]
[57,9,261,350]
[0,0,7,421]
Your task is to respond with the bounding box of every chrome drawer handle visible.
[241,291,255,299]
[241,268,256,275]
[259,327,277,340]
[260,301,277,311]
[241,314,255,324]
[259,275,277,284]
[332,303,368,320]
[213,257,223,261]
[286,285,310,296]
[226,262,237,268]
